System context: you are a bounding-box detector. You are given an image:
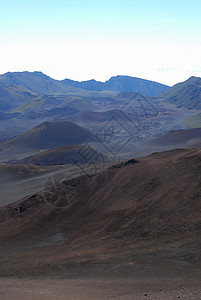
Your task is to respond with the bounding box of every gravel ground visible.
[0,277,201,300]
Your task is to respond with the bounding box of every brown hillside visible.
[150,127,201,147]
[13,145,106,165]
[0,121,95,151]
[1,147,201,277]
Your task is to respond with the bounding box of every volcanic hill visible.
[12,145,106,166]
[0,121,95,152]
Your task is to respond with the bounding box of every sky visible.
[0,0,201,86]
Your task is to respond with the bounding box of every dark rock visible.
[124,159,137,166]
[110,159,138,170]
[12,195,42,214]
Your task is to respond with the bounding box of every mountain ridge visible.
[0,71,170,97]
[158,76,201,109]
[62,74,170,96]
[0,71,89,96]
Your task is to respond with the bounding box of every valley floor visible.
[1,243,201,299]
[0,275,200,299]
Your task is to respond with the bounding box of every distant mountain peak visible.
[186,76,201,83]
[0,71,170,97]
[62,74,169,96]
[159,76,201,109]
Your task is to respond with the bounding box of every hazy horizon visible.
[1,0,201,86]
[0,69,174,86]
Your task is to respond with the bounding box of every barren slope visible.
[150,127,201,148]
[12,145,106,166]
[1,148,201,278]
[0,121,95,152]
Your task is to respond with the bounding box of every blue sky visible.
[1,0,201,85]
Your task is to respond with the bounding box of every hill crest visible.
[0,121,95,151]
[0,71,170,97]
[159,76,201,109]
